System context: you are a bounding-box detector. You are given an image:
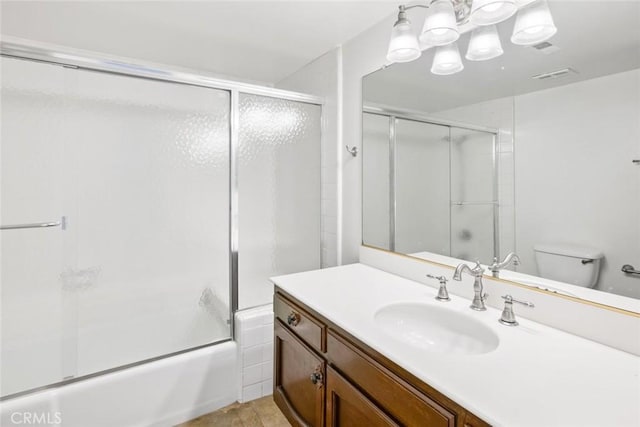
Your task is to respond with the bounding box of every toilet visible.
[534,243,604,288]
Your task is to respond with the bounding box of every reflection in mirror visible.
[362,0,640,308]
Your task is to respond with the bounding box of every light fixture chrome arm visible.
[452,261,487,311]
[400,3,430,12]
[489,252,521,278]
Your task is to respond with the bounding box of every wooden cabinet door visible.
[326,366,399,427]
[274,320,325,427]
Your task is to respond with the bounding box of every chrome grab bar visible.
[1,217,65,231]
[621,264,640,275]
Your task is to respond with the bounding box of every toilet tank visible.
[533,243,604,288]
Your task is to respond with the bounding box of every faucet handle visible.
[426,274,450,302]
[499,294,534,326]
[473,260,485,275]
[426,274,447,284]
[502,294,534,307]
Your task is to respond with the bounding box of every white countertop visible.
[271,263,640,427]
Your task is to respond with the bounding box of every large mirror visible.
[362,0,640,310]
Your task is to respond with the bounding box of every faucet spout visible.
[453,263,474,281]
[452,261,487,311]
[490,252,521,278]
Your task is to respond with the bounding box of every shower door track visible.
[0,337,232,401]
[0,37,323,402]
[0,37,323,105]
[363,105,499,134]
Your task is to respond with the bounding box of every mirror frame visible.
[359,69,640,318]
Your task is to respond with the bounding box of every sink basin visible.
[374,303,499,355]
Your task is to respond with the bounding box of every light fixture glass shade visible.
[511,0,557,45]
[431,42,464,75]
[470,0,517,26]
[386,16,421,62]
[420,0,460,47]
[466,25,503,61]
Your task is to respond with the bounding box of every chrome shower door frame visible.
[0,37,323,401]
[362,105,500,262]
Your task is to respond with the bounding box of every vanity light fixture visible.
[511,0,557,45]
[420,0,460,46]
[431,42,464,75]
[469,0,517,26]
[466,24,503,60]
[386,0,557,75]
[386,5,423,63]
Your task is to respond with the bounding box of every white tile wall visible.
[234,305,275,403]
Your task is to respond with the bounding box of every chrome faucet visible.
[426,274,450,301]
[489,252,521,278]
[499,295,534,326]
[452,261,487,311]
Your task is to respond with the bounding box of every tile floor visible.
[177,396,291,427]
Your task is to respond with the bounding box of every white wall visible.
[417,70,640,299]
[515,69,640,299]
[276,10,397,265]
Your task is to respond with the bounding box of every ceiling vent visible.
[532,68,578,80]
[530,41,561,54]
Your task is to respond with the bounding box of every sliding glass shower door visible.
[395,118,450,256]
[1,58,69,396]
[1,57,232,396]
[450,127,497,263]
[362,112,498,264]
[1,53,323,399]
[238,94,321,310]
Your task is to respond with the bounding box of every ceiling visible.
[364,1,640,113]
[0,0,397,85]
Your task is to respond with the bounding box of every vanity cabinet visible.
[273,289,491,427]
[325,365,398,427]
[274,321,325,426]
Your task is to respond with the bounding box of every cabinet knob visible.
[286,311,300,326]
[310,366,323,386]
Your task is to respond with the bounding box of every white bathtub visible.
[0,341,238,427]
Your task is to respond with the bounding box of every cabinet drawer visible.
[274,320,325,427]
[275,293,325,353]
[327,330,456,427]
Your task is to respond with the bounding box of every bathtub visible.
[0,341,238,427]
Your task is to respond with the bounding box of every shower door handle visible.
[0,217,66,231]
[621,264,640,275]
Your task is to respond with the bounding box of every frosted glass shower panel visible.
[1,58,68,396]
[238,94,321,309]
[450,204,495,264]
[69,71,231,376]
[395,119,450,255]
[449,127,496,263]
[450,128,495,203]
[362,113,391,249]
